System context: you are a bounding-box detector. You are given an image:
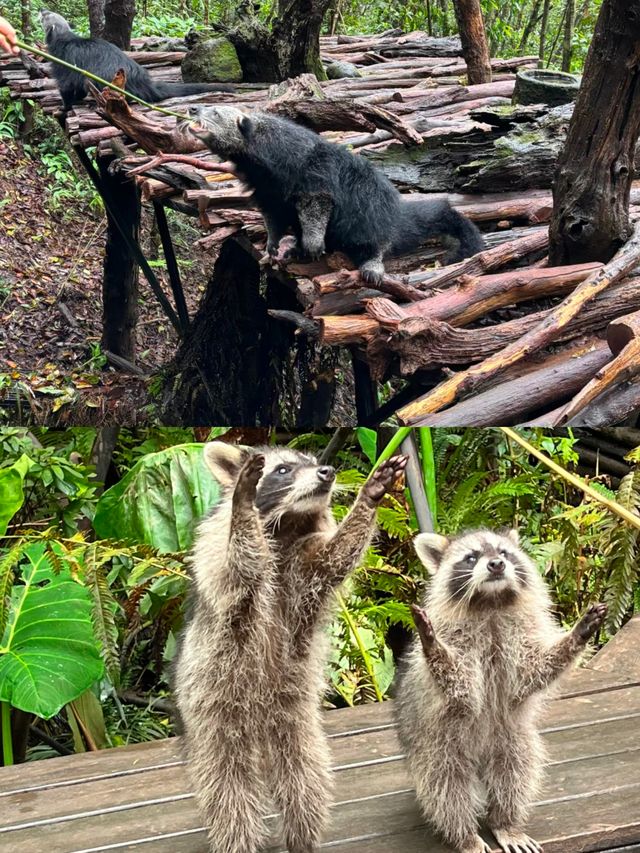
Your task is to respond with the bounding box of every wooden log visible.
[367,276,640,377]
[264,97,423,145]
[407,339,611,426]
[319,316,381,344]
[366,262,601,327]
[396,221,640,424]
[554,308,640,424]
[564,375,640,426]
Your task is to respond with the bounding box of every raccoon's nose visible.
[317,466,335,483]
[487,558,505,575]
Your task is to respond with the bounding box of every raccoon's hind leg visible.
[187,724,269,853]
[267,711,332,853]
[483,728,544,853]
[408,733,486,853]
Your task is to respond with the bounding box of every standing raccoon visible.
[396,528,607,853]
[174,441,407,853]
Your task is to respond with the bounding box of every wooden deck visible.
[2,616,640,853]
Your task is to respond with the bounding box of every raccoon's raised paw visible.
[363,454,408,503]
[491,828,543,853]
[411,604,435,651]
[459,835,492,853]
[575,602,607,641]
[233,454,265,504]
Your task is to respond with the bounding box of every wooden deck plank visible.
[2,618,639,852]
[3,679,639,797]
[2,709,639,852]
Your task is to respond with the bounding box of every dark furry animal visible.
[40,11,234,110]
[174,442,407,853]
[188,105,485,284]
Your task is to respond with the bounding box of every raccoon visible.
[174,441,408,853]
[395,528,607,853]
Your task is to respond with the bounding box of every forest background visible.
[1,426,639,766]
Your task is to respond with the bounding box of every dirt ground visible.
[0,133,211,424]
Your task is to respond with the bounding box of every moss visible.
[181,38,243,84]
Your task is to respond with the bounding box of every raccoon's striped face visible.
[254,449,335,517]
[415,529,534,605]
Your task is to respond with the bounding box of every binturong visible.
[40,11,234,111]
[187,105,485,285]
[173,441,408,853]
[395,528,607,853]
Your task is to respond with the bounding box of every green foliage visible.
[0,542,104,719]
[93,443,222,552]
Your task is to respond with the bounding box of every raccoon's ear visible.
[203,442,249,487]
[506,528,520,545]
[414,533,449,574]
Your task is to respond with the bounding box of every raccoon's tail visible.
[149,81,235,101]
[390,198,485,261]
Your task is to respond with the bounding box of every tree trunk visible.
[218,0,332,83]
[538,0,552,65]
[98,156,140,361]
[561,0,575,70]
[518,0,543,53]
[87,0,105,38]
[159,237,304,425]
[103,0,136,50]
[452,0,492,84]
[549,0,640,265]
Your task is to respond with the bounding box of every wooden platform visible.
[2,616,640,853]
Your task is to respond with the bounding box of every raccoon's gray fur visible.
[396,528,607,853]
[174,441,407,853]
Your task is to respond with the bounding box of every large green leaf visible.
[0,466,25,537]
[0,543,104,719]
[92,443,221,552]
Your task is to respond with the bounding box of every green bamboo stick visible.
[15,39,191,121]
[335,590,384,703]
[418,427,437,525]
[1,702,13,767]
[368,427,412,476]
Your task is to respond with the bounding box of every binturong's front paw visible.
[363,454,409,504]
[411,604,436,654]
[233,454,265,506]
[574,602,607,641]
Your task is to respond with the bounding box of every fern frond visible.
[602,469,640,632]
[85,544,121,685]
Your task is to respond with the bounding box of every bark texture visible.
[452,0,492,84]
[549,0,640,264]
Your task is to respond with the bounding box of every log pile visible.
[2,31,640,427]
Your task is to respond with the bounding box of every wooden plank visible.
[3,711,639,851]
[585,614,640,680]
[2,683,640,798]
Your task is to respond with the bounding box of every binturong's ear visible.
[506,528,520,546]
[237,114,252,137]
[414,533,449,574]
[203,442,249,487]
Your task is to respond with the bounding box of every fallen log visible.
[553,308,640,424]
[366,276,640,378]
[404,339,611,426]
[366,262,601,327]
[564,375,640,426]
[396,222,640,424]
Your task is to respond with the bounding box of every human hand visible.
[0,17,19,55]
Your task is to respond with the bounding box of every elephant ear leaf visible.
[0,465,25,537]
[0,542,104,719]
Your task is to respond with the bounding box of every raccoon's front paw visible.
[411,604,435,652]
[574,602,607,641]
[363,454,408,504]
[491,828,543,853]
[233,454,265,505]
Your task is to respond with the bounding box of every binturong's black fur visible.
[40,11,234,111]
[188,105,486,284]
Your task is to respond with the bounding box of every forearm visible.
[312,493,378,585]
[515,632,584,702]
